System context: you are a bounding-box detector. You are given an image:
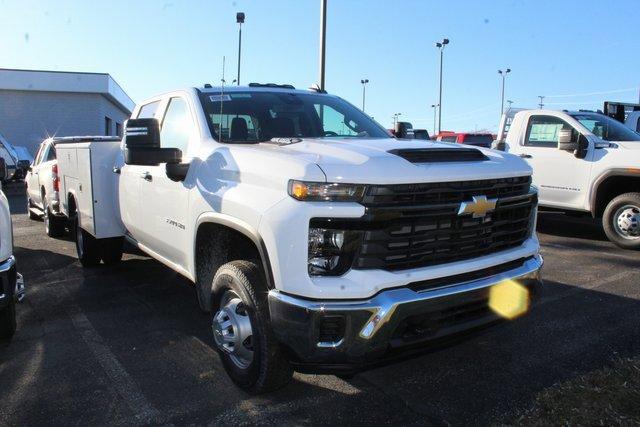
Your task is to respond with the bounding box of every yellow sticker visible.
[488,279,530,320]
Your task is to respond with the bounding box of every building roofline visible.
[0,68,135,114]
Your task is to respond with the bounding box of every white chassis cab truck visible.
[0,166,25,340]
[57,84,543,393]
[497,109,640,249]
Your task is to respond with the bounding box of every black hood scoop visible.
[388,147,489,163]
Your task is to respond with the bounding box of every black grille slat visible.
[351,176,535,271]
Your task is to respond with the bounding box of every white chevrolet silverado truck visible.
[56,84,543,393]
[496,109,640,249]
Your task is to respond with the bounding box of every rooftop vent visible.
[389,148,489,163]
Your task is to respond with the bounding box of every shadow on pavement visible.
[2,243,639,425]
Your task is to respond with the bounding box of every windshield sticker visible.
[209,94,232,102]
[230,93,252,99]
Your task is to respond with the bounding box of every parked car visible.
[435,131,494,148]
[497,108,640,249]
[0,132,18,181]
[56,84,543,393]
[25,136,119,237]
[0,162,25,340]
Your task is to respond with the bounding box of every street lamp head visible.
[442,38,449,45]
[236,12,245,23]
[435,42,442,48]
[361,79,369,84]
[506,68,511,73]
[498,69,503,74]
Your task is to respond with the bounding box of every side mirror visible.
[558,129,578,152]
[123,118,181,166]
[0,158,6,181]
[558,128,589,159]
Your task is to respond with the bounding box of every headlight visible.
[308,220,362,276]
[289,180,366,202]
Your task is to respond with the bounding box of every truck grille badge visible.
[457,195,498,218]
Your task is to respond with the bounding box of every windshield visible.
[199,91,389,143]
[571,113,640,142]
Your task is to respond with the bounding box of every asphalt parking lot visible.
[1,190,639,426]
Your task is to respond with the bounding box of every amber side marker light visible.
[488,279,530,320]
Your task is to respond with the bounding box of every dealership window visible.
[524,115,566,148]
[105,116,112,136]
[115,122,122,137]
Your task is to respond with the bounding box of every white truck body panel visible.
[57,141,124,238]
[500,109,640,213]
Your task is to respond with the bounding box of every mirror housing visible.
[558,128,589,159]
[123,118,182,165]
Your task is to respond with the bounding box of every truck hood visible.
[259,137,531,184]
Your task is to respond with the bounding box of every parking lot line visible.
[66,303,161,424]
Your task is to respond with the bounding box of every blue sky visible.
[2,0,639,133]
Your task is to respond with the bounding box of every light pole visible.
[392,113,402,127]
[538,95,545,109]
[360,79,369,111]
[318,0,327,91]
[236,12,245,85]
[498,68,511,114]
[435,38,449,134]
[431,103,439,135]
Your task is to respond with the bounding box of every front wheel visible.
[73,215,101,267]
[211,260,292,393]
[603,192,640,250]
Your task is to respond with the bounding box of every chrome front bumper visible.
[269,254,543,371]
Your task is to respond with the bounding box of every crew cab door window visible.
[524,115,566,147]
[137,101,161,119]
[160,97,193,154]
[45,145,56,162]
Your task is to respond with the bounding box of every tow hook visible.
[15,273,25,303]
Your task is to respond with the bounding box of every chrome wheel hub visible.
[212,291,254,369]
[614,204,640,239]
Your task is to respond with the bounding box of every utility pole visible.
[435,38,450,134]
[360,79,369,111]
[392,113,402,127]
[318,0,327,91]
[236,13,245,85]
[507,100,514,109]
[431,103,439,135]
[498,68,511,114]
[538,95,545,109]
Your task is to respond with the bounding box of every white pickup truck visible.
[496,109,640,249]
[56,84,543,393]
[0,166,25,340]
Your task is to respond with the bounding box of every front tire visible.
[211,260,292,393]
[603,192,640,250]
[73,215,101,267]
[101,237,124,265]
[27,198,39,220]
[0,298,16,340]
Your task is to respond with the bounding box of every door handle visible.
[141,172,153,182]
[113,167,121,174]
[518,154,532,159]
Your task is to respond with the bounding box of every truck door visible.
[118,101,161,240]
[136,96,193,266]
[513,114,592,209]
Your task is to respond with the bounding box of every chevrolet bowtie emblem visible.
[457,195,498,218]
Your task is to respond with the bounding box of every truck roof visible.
[198,84,332,97]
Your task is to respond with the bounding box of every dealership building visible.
[0,68,134,155]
